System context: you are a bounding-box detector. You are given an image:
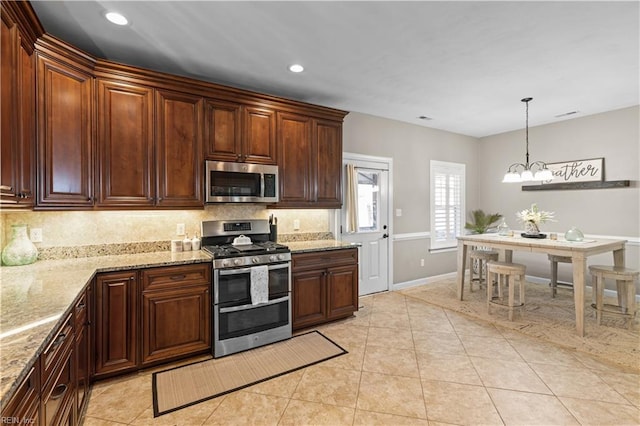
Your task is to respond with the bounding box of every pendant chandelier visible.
[502,97,553,183]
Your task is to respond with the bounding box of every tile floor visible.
[82,288,640,426]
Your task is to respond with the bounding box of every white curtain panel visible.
[345,163,359,233]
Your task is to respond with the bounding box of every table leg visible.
[457,240,468,300]
[613,246,627,308]
[504,249,513,263]
[572,255,586,337]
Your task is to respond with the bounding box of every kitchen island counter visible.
[286,239,359,254]
[0,250,211,408]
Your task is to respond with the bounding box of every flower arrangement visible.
[516,203,555,235]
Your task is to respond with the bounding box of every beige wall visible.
[342,112,479,284]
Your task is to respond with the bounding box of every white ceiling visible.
[30,1,639,138]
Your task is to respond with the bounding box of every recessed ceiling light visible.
[288,64,304,73]
[105,12,128,26]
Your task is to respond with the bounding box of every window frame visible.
[430,160,466,250]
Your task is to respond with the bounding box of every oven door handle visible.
[218,296,289,313]
[218,262,289,276]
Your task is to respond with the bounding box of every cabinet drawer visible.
[41,346,74,426]
[292,248,358,271]
[74,289,88,328]
[41,313,74,386]
[0,361,40,424]
[142,263,211,291]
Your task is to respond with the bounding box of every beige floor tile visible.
[85,374,152,424]
[506,336,585,368]
[471,356,552,394]
[530,363,630,404]
[131,397,223,426]
[487,388,579,425]
[446,313,504,337]
[244,369,304,398]
[201,391,288,425]
[363,345,420,378]
[596,370,640,407]
[367,325,415,349]
[409,315,457,334]
[317,323,369,347]
[412,330,465,356]
[357,372,427,419]
[406,300,449,319]
[560,396,640,425]
[422,380,502,425]
[321,342,365,371]
[416,352,482,386]
[291,365,361,408]
[369,310,411,329]
[279,399,355,425]
[81,416,128,425]
[353,409,430,425]
[458,334,524,361]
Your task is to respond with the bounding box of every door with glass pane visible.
[341,157,390,296]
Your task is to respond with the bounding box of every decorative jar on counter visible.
[2,224,38,266]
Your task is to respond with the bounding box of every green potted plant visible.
[465,210,502,234]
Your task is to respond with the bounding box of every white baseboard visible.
[394,273,640,302]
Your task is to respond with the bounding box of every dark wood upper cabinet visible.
[156,89,204,207]
[1,5,37,207]
[35,50,94,209]
[96,79,155,207]
[205,100,276,165]
[276,113,343,208]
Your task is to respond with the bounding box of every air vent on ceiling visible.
[554,110,579,118]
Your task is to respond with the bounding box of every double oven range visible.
[201,219,291,358]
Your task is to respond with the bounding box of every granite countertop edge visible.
[0,240,357,407]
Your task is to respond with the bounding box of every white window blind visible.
[430,160,465,250]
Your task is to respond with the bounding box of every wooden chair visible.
[487,261,526,321]
[468,249,499,292]
[589,265,638,329]
[548,254,573,297]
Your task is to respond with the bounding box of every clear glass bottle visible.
[497,218,511,236]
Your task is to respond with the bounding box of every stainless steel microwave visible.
[205,161,279,203]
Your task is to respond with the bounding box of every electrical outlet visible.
[176,223,185,236]
[420,258,425,267]
[30,228,43,243]
[293,219,300,230]
[396,209,402,217]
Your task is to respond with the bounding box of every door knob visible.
[382,233,389,238]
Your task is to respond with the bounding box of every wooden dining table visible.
[456,233,627,337]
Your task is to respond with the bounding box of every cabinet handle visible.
[0,185,13,192]
[52,332,67,347]
[170,274,186,281]
[51,384,68,400]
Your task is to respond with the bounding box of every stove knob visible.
[269,255,277,262]
[233,258,243,266]
[252,257,260,264]
[278,254,286,260]
[222,259,231,267]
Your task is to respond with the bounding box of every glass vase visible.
[524,220,540,235]
[2,225,38,266]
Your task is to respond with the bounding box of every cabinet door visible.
[243,106,276,164]
[141,285,210,365]
[155,89,204,207]
[292,269,327,330]
[36,53,93,208]
[96,79,154,207]
[205,99,242,162]
[1,15,35,206]
[94,271,138,377]
[314,119,343,207]
[0,362,40,425]
[326,264,359,320]
[75,286,91,419]
[277,112,312,205]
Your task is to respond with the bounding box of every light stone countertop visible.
[0,250,211,408]
[0,239,357,407]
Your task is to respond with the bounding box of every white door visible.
[341,155,391,296]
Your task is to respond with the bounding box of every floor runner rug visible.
[152,331,347,416]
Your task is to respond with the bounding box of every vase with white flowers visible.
[516,203,555,236]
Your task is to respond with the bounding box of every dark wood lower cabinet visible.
[292,248,359,330]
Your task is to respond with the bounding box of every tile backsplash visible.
[1,206,334,251]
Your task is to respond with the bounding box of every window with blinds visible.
[430,160,465,250]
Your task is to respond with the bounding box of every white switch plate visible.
[30,228,43,242]
[293,219,300,230]
[176,223,185,236]
[396,209,402,217]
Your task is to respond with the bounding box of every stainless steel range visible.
[201,219,291,358]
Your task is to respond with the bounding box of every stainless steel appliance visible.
[205,161,279,203]
[201,219,291,357]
